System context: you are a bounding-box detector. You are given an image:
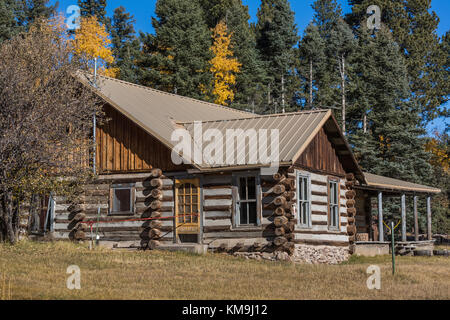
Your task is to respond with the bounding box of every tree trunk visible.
[0,205,5,242]
[363,112,367,134]
[28,194,39,233]
[13,198,20,240]
[341,55,346,135]
[1,188,16,244]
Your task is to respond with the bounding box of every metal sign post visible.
[384,220,401,275]
[391,221,396,275]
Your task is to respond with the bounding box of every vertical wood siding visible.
[295,127,345,176]
[96,104,187,173]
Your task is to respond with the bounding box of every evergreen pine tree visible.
[346,0,447,122]
[199,0,234,28]
[312,0,342,38]
[78,0,109,27]
[0,0,56,42]
[349,26,434,224]
[22,0,56,24]
[111,6,140,83]
[199,0,268,113]
[328,19,358,134]
[255,0,299,113]
[441,31,449,112]
[11,0,56,32]
[308,1,357,132]
[349,26,432,183]
[297,23,325,109]
[0,0,18,42]
[309,0,345,112]
[138,0,212,100]
[346,24,372,135]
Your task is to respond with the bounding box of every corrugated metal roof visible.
[182,110,332,168]
[363,172,441,194]
[76,74,407,188]
[76,72,255,154]
[77,72,345,171]
[75,73,441,193]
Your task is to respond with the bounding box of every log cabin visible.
[28,73,441,263]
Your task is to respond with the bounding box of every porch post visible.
[414,196,419,241]
[401,194,407,242]
[378,192,383,242]
[427,196,432,241]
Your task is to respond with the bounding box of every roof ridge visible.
[92,73,253,117]
[177,109,330,125]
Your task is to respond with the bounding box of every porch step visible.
[154,243,209,255]
[395,241,435,256]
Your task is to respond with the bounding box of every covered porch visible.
[352,173,441,256]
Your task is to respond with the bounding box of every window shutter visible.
[256,175,262,226]
[232,175,238,227]
[109,187,113,215]
[131,187,136,214]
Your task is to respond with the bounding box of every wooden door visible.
[175,179,201,240]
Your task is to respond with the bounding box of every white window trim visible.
[328,179,340,231]
[232,172,262,228]
[296,170,312,229]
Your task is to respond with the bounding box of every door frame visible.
[174,177,203,244]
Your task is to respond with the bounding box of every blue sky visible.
[51,0,449,134]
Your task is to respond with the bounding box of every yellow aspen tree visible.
[73,16,118,78]
[209,21,241,106]
[425,133,449,173]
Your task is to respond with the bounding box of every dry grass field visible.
[0,241,448,300]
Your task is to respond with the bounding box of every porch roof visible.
[358,172,441,195]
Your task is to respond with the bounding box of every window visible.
[297,172,311,228]
[328,179,340,230]
[234,174,261,227]
[110,184,135,215]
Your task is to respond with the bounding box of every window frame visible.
[296,171,312,229]
[232,172,262,228]
[109,183,136,216]
[327,177,341,231]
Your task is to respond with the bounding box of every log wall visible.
[52,173,175,245]
[202,173,275,252]
[292,171,349,247]
[49,170,350,250]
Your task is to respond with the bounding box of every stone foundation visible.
[232,251,291,262]
[232,244,350,264]
[292,244,350,264]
